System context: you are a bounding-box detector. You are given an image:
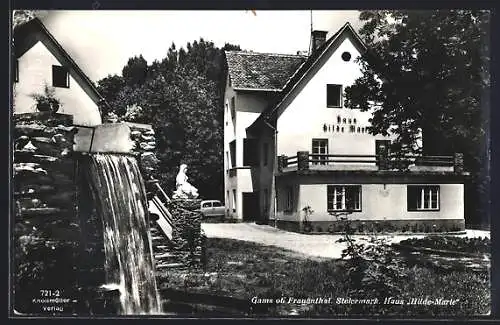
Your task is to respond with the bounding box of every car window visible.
[212,201,222,207]
[201,202,212,208]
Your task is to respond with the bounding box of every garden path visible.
[201,222,489,259]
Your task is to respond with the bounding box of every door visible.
[212,200,225,216]
[201,201,212,217]
[242,192,259,221]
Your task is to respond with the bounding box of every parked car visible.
[200,200,225,218]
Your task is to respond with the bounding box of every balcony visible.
[277,151,465,174]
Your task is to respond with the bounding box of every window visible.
[232,189,237,212]
[342,51,352,62]
[407,186,440,211]
[243,138,259,166]
[263,142,269,166]
[286,186,293,211]
[52,65,69,88]
[327,185,361,211]
[229,140,236,167]
[212,201,223,207]
[312,139,328,165]
[13,59,19,83]
[327,84,342,108]
[349,125,355,133]
[201,202,212,208]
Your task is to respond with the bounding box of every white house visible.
[13,17,105,127]
[223,23,467,233]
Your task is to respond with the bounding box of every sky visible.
[37,10,363,82]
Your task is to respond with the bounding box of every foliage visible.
[97,41,241,198]
[345,10,490,226]
[13,10,37,29]
[334,213,408,312]
[301,206,313,233]
[29,83,61,108]
[160,237,490,317]
[399,235,490,254]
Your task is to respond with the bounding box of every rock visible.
[139,142,155,151]
[131,130,142,137]
[14,163,47,176]
[143,129,155,136]
[20,207,63,217]
[32,136,53,144]
[141,134,155,141]
[61,148,71,157]
[51,133,67,144]
[22,141,38,152]
[55,125,77,133]
[15,136,30,149]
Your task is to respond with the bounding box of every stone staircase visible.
[149,221,188,271]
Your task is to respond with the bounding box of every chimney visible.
[311,30,328,54]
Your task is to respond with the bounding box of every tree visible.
[96,40,241,199]
[13,10,37,29]
[122,55,149,86]
[345,10,490,227]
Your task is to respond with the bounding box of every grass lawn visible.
[157,237,490,317]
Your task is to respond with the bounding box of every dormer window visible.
[327,84,342,108]
[52,65,69,88]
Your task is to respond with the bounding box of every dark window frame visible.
[243,138,259,167]
[326,84,342,108]
[407,185,440,211]
[312,138,328,165]
[327,185,362,212]
[52,65,70,88]
[13,59,19,83]
[229,140,236,167]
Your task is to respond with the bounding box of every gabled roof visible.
[247,22,367,133]
[225,51,307,91]
[13,17,111,112]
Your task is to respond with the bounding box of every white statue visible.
[173,164,199,199]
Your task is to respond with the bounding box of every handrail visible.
[152,196,175,227]
[154,182,171,204]
[279,152,456,170]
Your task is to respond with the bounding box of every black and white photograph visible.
[10,8,491,318]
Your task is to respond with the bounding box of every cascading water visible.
[86,154,161,315]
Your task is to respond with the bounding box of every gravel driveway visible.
[201,222,490,260]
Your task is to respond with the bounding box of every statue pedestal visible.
[170,198,202,211]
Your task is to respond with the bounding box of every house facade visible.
[13,17,105,127]
[223,23,467,233]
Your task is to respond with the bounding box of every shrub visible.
[399,236,490,254]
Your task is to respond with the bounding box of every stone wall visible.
[127,122,158,180]
[126,122,207,270]
[13,112,82,314]
[167,199,206,269]
[13,113,120,315]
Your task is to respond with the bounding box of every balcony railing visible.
[277,151,464,173]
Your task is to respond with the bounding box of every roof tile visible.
[225,51,307,90]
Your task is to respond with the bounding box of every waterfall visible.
[86,154,161,315]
